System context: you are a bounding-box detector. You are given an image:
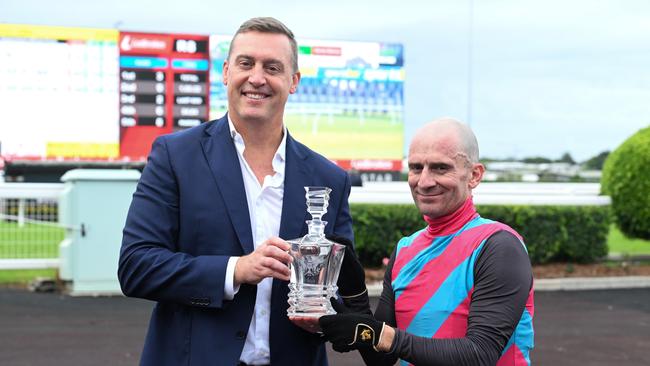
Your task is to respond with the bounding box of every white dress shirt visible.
[223,117,286,365]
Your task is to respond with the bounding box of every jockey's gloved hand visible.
[319,297,385,353]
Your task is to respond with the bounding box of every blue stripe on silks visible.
[395,217,489,257]
[393,234,451,301]
[392,218,488,302]
[405,240,487,337]
[500,307,534,365]
[515,308,534,365]
[394,228,427,257]
[392,230,425,301]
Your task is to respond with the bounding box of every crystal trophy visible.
[287,186,346,317]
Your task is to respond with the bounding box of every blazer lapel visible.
[201,116,254,254]
[279,133,312,241]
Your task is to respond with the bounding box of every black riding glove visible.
[326,234,371,315]
[319,298,385,353]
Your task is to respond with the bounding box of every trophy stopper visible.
[303,186,331,240]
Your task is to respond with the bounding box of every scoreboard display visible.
[1,24,405,173]
[118,32,209,159]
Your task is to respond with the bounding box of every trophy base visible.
[287,283,338,317]
[286,310,330,318]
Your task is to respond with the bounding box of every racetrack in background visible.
[284,112,403,160]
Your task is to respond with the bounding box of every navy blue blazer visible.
[118,115,354,366]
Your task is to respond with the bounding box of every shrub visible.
[483,206,564,264]
[350,204,421,266]
[554,206,610,262]
[601,126,650,240]
[350,204,611,266]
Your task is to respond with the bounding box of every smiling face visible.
[407,128,484,218]
[223,31,300,128]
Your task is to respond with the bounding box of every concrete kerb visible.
[532,276,650,291]
[366,276,650,296]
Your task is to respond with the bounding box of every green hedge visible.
[350,204,610,266]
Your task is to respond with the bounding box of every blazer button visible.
[235,330,246,340]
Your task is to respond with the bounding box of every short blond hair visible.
[229,17,298,73]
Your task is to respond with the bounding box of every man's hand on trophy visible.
[289,316,322,334]
[326,234,371,314]
[234,237,292,285]
[319,298,386,353]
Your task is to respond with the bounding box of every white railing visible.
[0,183,65,269]
[350,182,611,206]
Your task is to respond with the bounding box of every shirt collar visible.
[227,115,287,176]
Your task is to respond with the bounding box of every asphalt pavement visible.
[1,288,649,366]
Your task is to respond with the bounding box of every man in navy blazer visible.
[118,17,354,365]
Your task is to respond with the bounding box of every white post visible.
[18,198,25,227]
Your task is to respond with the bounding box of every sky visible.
[2,0,649,162]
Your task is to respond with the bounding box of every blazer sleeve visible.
[118,136,229,309]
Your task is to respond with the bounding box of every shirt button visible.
[260,310,267,316]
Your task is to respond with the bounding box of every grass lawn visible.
[0,269,57,284]
[607,224,650,255]
[0,221,62,284]
[0,221,64,258]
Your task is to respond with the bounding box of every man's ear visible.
[290,71,301,94]
[468,163,485,189]
[222,60,229,86]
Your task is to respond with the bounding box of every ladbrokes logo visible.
[354,323,375,345]
[359,329,372,341]
[120,34,171,53]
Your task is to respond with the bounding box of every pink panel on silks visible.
[526,286,535,317]
[432,293,472,338]
[395,222,509,329]
[497,344,530,366]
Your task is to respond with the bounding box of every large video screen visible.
[0,24,119,159]
[118,32,210,160]
[210,36,405,171]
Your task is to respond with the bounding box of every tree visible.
[582,151,610,170]
[556,152,575,164]
[522,156,552,164]
[601,126,650,240]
